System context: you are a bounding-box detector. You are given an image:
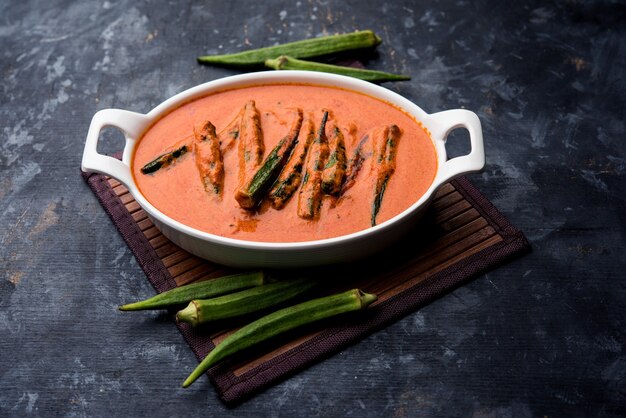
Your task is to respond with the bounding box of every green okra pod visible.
[235,109,303,209]
[371,125,402,226]
[118,271,266,311]
[265,55,411,82]
[194,120,224,195]
[234,100,264,202]
[268,115,316,209]
[176,277,317,326]
[197,30,382,68]
[182,288,378,388]
[297,111,329,219]
[140,144,189,174]
[321,118,348,195]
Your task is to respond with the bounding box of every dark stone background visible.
[1,0,624,416]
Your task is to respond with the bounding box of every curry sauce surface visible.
[133,84,437,242]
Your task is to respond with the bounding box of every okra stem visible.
[265,55,411,83]
[197,30,382,68]
[182,289,377,388]
[118,271,266,311]
[176,277,317,326]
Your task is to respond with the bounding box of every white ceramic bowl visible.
[82,71,484,268]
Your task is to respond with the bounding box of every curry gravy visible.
[133,84,437,242]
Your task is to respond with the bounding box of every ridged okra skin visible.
[118,271,266,311]
[297,111,330,219]
[265,55,410,82]
[235,101,264,201]
[140,144,189,174]
[182,289,377,388]
[321,118,348,195]
[197,30,382,67]
[269,115,316,209]
[194,121,224,195]
[235,109,303,209]
[176,277,317,326]
[370,125,402,226]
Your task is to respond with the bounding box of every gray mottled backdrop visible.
[1,0,624,416]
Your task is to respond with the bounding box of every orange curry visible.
[132,84,437,242]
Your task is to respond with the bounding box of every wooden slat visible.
[354,220,494,297]
[167,256,205,277]
[142,226,161,240]
[112,183,129,196]
[131,209,149,223]
[149,234,170,249]
[433,199,472,224]
[232,328,324,376]
[174,264,224,287]
[162,250,194,268]
[375,232,503,299]
[432,182,456,200]
[438,207,481,233]
[430,190,464,211]
[108,178,122,188]
[155,242,182,259]
[119,192,135,205]
[125,200,141,213]
[137,218,154,231]
[369,225,498,297]
[415,217,492,260]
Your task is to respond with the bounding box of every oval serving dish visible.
[82,71,485,268]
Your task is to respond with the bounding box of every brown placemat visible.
[82,169,530,405]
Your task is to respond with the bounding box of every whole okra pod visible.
[235,109,303,209]
[266,55,411,83]
[297,111,330,219]
[194,120,224,195]
[176,277,317,326]
[371,125,402,226]
[197,30,382,67]
[118,271,266,311]
[182,288,377,388]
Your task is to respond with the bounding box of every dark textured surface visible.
[1,0,624,416]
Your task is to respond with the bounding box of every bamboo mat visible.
[82,170,530,405]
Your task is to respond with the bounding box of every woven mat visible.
[82,170,530,405]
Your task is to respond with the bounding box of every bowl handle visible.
[81,109,148,188]
[428,109,485,185]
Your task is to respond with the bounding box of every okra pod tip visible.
[118,271,266,311]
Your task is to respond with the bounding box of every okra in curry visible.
[133,84,437,242]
